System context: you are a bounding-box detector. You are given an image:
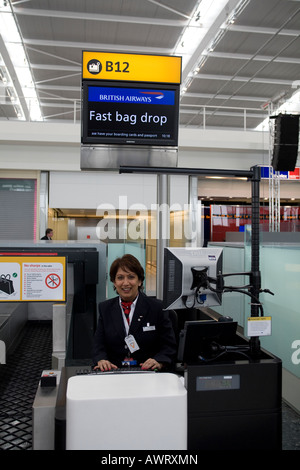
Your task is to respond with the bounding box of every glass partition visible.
[211,228,300,379]
[259,244,300,378]
[245,225,300,378]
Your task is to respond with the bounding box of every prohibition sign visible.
[45,273,61,289]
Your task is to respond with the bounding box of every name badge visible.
[125,334,140,353]
[143,323,156,332]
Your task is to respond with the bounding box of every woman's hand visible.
[94,359,118,371]
[140,358,163,371]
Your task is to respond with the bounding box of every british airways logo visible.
[141,91,164,100]
[88,87,174,105]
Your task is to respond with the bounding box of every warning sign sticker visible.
[45,273,61,289]
[0,256,66,302]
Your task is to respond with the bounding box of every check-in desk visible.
[65,371,187,450]
[34,349,281,451]
[33,319,282,451]
[52,366,187,450]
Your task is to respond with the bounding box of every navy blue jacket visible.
[93,293,177,368]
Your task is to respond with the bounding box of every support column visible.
[250,165,261,356]
[52,303,67,370]
[39,171,49,240]
[188,175,203,247]
[156,174,170,300]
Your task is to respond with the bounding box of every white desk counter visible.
[66,372,187,450]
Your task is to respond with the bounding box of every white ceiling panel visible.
[0,0,299,130]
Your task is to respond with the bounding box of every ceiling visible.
[0,0,300,131]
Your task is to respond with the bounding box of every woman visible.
[93,254,177,371]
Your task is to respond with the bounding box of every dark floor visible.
[0,321,299,450]
[0,321,52,450]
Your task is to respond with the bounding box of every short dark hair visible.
[45,228,53,235]
[110,254,144,290]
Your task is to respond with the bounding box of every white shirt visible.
[119,296,138,335]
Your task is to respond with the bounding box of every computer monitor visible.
[177,319,238,363]
[163,247,223,310]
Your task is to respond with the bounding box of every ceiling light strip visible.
[0,0,43,120]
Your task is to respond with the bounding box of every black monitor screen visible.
[81,81,180,146]
[177,320,238,363]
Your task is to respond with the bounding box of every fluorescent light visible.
[0,3,19,40]
[0,1,43,120]
[177,0,252,102]
[174,0,229,70]
[0,52,25,120]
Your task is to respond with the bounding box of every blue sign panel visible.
[260,166,289,179]
[88,86,175,106]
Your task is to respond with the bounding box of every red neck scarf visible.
[121,300,133,324]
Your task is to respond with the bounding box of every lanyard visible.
[120,297,137,334]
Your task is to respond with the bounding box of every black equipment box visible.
[186,350,282,450]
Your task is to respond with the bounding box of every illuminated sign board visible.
[82,51,182,84]
[81,81,179,146]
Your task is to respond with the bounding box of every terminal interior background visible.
[0,0,300,450]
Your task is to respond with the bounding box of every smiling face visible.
[113,267,142,302]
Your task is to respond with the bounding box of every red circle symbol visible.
[45,273,61,289]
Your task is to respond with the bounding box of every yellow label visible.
[248,316,271,321]
[82,51,182,84]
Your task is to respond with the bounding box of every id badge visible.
[125,334,140,353]
[143,323,156,332]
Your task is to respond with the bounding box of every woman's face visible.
[113,267,141,302]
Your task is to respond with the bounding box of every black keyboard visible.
[75,367,156,375]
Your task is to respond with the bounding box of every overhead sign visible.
[0,256,66,302]
[81,81,179,146]
[82,51,182,84]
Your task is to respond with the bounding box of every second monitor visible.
[163,246,223,310]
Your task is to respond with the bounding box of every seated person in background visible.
[93,254,177,371]
[41,228,53,240]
